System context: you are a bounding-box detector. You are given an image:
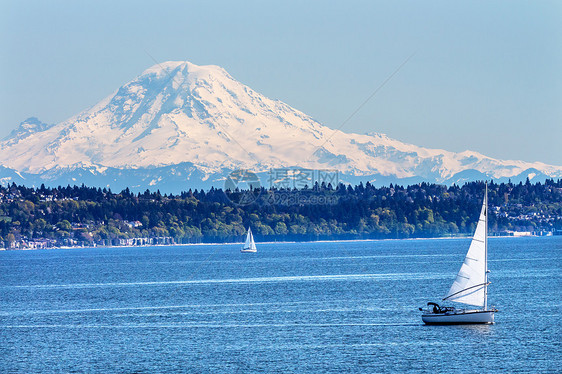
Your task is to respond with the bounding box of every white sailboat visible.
[241,227,257,253]
[421,183,497,324]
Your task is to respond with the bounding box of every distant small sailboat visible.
[241,227,257,253]
[421,183,498,324]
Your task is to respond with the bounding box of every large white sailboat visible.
[421,183,497,324]
[241,227,257,253]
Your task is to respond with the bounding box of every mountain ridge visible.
[0,60,560,192]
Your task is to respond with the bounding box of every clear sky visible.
[1,0,560,165]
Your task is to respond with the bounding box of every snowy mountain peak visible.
[4,117,53,144]
[0,60,561,191]
[141,60,227,78]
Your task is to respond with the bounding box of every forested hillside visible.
[0,179,560,248]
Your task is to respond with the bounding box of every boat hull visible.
[240,249,257,253]
[422,310,495,325]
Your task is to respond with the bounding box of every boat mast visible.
[484,181,488,311]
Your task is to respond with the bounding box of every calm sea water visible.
[1,237,560,373]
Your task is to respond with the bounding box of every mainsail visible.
[443,189,488,307]
[244,228,257,251]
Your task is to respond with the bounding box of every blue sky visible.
[1,0,560,165]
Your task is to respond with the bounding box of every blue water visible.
[1,237,560,373]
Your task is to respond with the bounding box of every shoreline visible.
[1,233,557,252]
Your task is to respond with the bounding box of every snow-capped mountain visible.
[0,60,560,192]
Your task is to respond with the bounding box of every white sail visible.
[443,192,487,307]
[243,228,257,251]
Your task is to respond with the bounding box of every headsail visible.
[244,228,257,251]
[443,191,487,307]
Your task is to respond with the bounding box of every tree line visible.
[0,178,560,247]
